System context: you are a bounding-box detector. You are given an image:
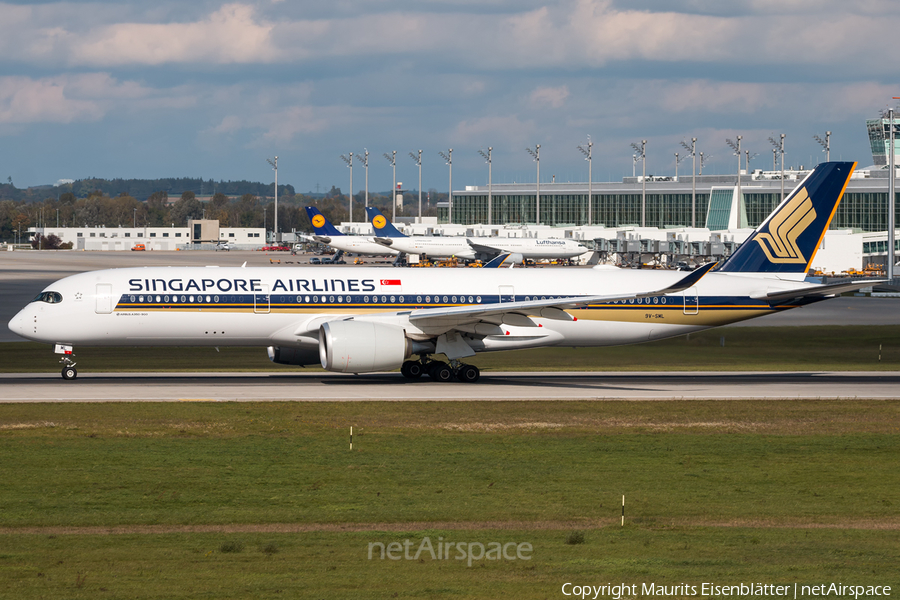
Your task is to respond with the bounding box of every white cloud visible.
[1,0,897,74]
[530,86,570,109]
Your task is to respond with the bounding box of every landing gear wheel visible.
[428,362,454,382]
[400,360,424,379]
[61,366,77,380]
[456,364,480,383]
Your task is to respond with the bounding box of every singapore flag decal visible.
[380,279,402,286]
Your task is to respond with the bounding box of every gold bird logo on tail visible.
[752,188,816,264]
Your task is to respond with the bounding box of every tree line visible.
[0,184,443,243]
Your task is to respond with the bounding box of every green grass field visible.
[3,324,900,373]
[1,401,898,598]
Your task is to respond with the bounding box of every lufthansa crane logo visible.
[312,214,326,228]
[373,215,387,229]
[753,188,816,264]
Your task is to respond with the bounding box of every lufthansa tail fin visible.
[304,207,344,237]
[365,207,407,237]
[716,161,855,276]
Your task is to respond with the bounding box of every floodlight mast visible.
[266,156,278,242]
[813,131,831,163]
[526,144,541,225]
[438,149,452,224]
[726,136,743,221]
[768,134,786,201]
[890,101,899,282]
[680,138,697,227]
[577,136,593,225]
[340,153,353,222]
[358,149,369,208]
[409,150,422,220]
[478,148,493,225]
[630,140,646,226]
[383,151,397,221]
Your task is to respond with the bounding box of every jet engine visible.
[319,320,412,373]
[267,345,321,367]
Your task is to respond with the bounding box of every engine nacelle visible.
[319,320,411,373]
[267,345,321,367]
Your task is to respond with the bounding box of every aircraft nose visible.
[8,309,30,339]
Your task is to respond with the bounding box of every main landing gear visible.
[400,358,480,383]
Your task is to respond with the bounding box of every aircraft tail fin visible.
[716,161,856,276]
[304,207,344,237]
[482,253,523,268]
[365,207,407,237]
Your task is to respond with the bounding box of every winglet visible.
[642,262,716,296]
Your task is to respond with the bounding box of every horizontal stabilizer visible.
[755,280,887,305]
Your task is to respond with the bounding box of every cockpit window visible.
[32,291,63,304]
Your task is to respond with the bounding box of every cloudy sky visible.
[2,0,899,194]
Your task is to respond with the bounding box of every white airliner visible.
[9,162,877,383]
[303,206,399,257]
[366,207,588,261]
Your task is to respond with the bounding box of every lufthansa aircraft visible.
[304,206,400,257]
[367,207,588,261]
[9,162,876,383]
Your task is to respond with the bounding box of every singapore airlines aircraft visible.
[9,162,875,383]
[367,207,589,261]
[304,206,399,257]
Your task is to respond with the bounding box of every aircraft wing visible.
[755,279,888,305]
[407,262,716,327]
[466,239,504,254]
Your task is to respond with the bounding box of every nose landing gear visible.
[55,344,77,380]
[60,356,77,380]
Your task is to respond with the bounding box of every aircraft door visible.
[683,287,699,315]
[499,285,515,303]
[254,284,270,314]
[95,283,113,314]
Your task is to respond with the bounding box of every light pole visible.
[631,140,646,226]
[409,150,422,220]
[383,151,397,221]
[266,156,278,241]
[681,138,697,227]
[341,152,353,222]
[745,150,758,173]
[889,108,896,281]
[478,147,492,225]
[359,149,369,208]
[813,131,831,163]
[263,204,267,238]
[526,144,540,225]
[577,137,593,225]
[769,134,786,201]
[726,136,742,226]
[438,149,452,224]
[133,208,136,228]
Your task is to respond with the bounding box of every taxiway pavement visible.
[1,371,897,402]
